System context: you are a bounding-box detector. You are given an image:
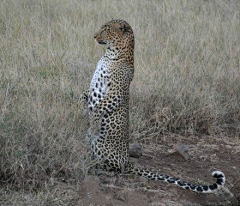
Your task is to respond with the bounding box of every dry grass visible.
[0,0,240,204]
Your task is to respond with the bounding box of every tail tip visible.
[212,170,225,185]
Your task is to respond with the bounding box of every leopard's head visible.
[94,19,134,48]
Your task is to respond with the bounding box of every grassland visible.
[0,0,240,205]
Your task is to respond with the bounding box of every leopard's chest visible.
[88,58,110,109]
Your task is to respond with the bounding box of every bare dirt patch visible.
[78,134,240,206]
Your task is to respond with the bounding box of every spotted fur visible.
[81,19,225,193]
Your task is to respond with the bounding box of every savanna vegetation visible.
[0,0,239,205]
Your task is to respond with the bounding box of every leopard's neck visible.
[104,38,134,66]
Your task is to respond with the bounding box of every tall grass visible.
[0,0,239,191]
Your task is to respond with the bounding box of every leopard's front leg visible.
[80,89,94,143]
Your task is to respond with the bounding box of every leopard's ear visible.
[120,25,129,33]
[116,23,129,34]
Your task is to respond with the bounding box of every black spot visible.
[170,177,177,181]
[203,186,208,191]
[215,173,223,178]
[190,185,195,190]
[177,181,184,186]
[95,83,98,88]
[185,186,190,190]
[103,114,108,118]
[209,183,218,190]
[110,154,114,159]
[98,94,101,98]
[167,179,175,183]
[196,187,203,192]
[217,179,223,185]
[93,92,97,97]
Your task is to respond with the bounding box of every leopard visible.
[80,19,225,193]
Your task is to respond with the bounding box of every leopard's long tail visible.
[126,163,225,193]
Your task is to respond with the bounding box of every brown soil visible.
[79,134,240,206]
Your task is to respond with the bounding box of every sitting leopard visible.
[80,19,225,193]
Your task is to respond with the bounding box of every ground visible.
[2,134,239,206]
[78,134,240,206]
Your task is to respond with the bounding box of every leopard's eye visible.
[101,29,106,35]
